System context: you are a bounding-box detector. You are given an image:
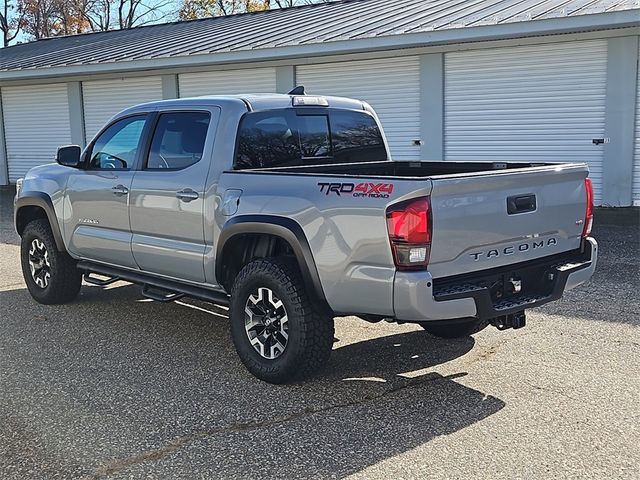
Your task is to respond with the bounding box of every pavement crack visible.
[613,339,640,348]
[83,372,456,479]
[521,381,580,402]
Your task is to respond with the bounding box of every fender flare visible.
[216,215,329,310]
[14,191,66,252]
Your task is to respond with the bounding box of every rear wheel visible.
[420,318,488,339]
[229,257,334,383]
[20,219,82,305]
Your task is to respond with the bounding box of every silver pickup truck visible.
[14,90,597,383]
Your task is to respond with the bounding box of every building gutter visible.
[1,10,638,82]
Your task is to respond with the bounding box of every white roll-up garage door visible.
[296,57,421,160]
[178,67,277,97]
[633,51,640,206]
[2,84,71,182]
[82,77,163,142]
[445,40,608,204]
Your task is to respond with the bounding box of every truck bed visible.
[226,159,589,281]
[236,160,552,178]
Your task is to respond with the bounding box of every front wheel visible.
[420,318,488,339]
[229,257,334,383]
[20,219,82,305]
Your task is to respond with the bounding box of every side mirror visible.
[56,145,82,167]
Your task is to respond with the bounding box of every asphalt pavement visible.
[0,186,638,479]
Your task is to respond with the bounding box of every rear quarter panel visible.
[218,171,431,315]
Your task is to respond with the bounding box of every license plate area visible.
[432,247,590,318]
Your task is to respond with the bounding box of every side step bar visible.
[141,285,185,303]
[84,272,121,286]
[77,261,230,306]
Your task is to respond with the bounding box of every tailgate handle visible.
[507,194,536,215]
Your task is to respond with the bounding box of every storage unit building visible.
[2,84,71,182]
[444,40,609,203]
[297,57,422,161]
[82,77,164,142]
[0,0,638,205]
[178,67,278,97]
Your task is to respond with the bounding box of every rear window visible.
[234,109,387,169]
[146,112,210,170]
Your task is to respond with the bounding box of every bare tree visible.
[10,0,175,42]
[272,0,320,7]
[3,0,326,45]
[178,0,325,20]
[117,0,174,29]
[76,0,113,32]
[18,0,58,39]
[179,0,270,20]
[1,0,24,46]
[78,0,173,32]
[53,0,89,35]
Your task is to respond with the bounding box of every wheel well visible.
[15,206,48,236]
[218,233,295,292]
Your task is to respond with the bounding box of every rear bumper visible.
[393,237,597,322]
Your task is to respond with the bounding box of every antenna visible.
[288,86,306,95]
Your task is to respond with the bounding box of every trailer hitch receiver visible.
[490,311,526,330]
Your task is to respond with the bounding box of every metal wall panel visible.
[2,84,71,182]
[296,57,422,160]
[178,67,277,97]
[83,77,163,142]
[445,40,608,203]
[634,49,640,206]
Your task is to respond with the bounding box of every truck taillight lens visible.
[583,178,594,237]
[386,196,432,270]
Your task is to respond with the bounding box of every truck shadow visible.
[324,327,475,385]
[0,283,504,479]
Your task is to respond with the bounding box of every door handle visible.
[507,194,536,214]
[176,189,199,202]
[112,184,129,196]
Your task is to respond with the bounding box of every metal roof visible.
[1,0,638,79]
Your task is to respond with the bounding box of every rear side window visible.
[146,112,210,170]
[234,109,386,169]
[235,113,299,169]
[331,110,387,163]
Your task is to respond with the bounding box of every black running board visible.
[77,261,230,306]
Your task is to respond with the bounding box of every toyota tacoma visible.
[14,89,597,383]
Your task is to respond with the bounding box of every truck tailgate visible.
[428,164,589,279]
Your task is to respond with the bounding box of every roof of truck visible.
[121,93,368,115]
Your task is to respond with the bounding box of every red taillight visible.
[386,197,432,270]
[583,178,594,237]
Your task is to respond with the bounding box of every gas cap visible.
[222,189,242,216]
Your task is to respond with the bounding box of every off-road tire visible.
[420,318,489,338]
[230,257,334,383]
[20,219,82,305]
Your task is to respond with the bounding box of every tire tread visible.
[21,219,81,305]
[230,257,333,383]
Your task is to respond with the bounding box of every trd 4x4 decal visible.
[318,182,394,199]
